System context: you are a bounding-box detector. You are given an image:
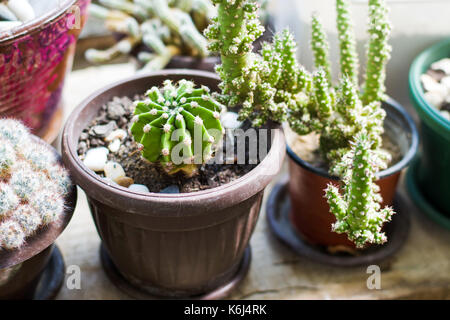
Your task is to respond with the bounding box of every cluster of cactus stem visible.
[130,79,224,176]
[0,119,71,250]
[86,0,267,71]
[325,133,394,248]
[204,0,394,246]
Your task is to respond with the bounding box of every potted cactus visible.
[269,0,418,249]
[0,119,76,300]
[61,0,297,299]
[0,0,90,142]
[204,0,417,249]
[85,0,272,72]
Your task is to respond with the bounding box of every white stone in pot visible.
[431,58,450,75]
[105,129,127,142]
[424,91,445,108]
[6,0,35,22]
[440,110,450,121]
[104,162,126,183]
[108,139,121,153]
[421,74,447,97]
[221,112,242,129]
[128,184,150,193]
[83,147,109,172]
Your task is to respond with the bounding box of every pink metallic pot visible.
[0,0,90,141]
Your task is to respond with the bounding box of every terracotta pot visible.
[287,98,418,247]
[62,69,286,297]
[0,0,90,140]
[0,136,77,299]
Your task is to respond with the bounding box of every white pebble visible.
[7,0,35,22]
[105,129,127,142]
[421,74,447,97]
[108,139,121,153]
[104,162,125,183]
[424,91,444,108]
[128,184,150,193]
[83,147,109,172]
[440,110,450,121]
[221,112,242,129]
[440,76,450,93]
[431,58,450,75]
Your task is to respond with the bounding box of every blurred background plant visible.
[84,0,270,72]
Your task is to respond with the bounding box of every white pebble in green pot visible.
[128,184,150,193]
[104,162,125,183]
[83,147,109,172]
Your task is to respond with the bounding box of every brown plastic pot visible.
[287,98,418,247]
[0,136,77,299]
[61,69,286,298]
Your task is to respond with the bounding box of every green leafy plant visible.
[205,0,394,247]
[0,119,71,250]
[130,79,224,176]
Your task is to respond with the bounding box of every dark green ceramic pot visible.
[407,38,450,226]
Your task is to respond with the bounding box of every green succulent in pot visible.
[205,0,396,248]
[130,79,224,176]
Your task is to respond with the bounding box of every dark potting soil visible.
[77,95,260,193]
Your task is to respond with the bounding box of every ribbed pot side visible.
[62,69,286,297]
[287,99,418,247]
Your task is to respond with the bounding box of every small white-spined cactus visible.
[0,119,72,251]
[325,133,395,248]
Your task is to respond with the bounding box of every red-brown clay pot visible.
[0,136,77,299]
[287,98,418,247]
[61,69,286,298]
[0,0,90,141]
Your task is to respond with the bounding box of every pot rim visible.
[409,37,450,139]
[0,0,77,44]
[62,69,286,216]
[0,135,77,269]
[286,97,419,181]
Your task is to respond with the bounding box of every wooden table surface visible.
[52,64,450,300]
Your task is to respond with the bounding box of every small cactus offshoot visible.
[325,133,394,248]
[130,79,224,176]
[0,119,72,250]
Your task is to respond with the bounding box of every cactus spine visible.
[0,119,72,250]
[130,79,224,176]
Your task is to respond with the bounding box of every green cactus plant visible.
[0,119,72,250]
[325,133,394,247]
[205,0,394,247]
[130,79,224,176]
[362,0,392,106]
